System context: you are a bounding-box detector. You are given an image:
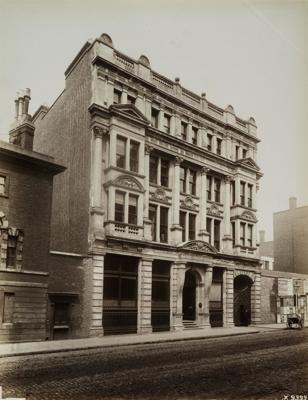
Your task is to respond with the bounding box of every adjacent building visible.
[32,33,263,338]
[0,89,64,342]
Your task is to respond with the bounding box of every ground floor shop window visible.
[151,260,170,332]
[210,268,223,327]
[103,254,138,335]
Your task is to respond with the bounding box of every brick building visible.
[273,197,308,274]
[0,89,64,342]
[33,33,262,338]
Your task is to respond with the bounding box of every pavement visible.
[0,323,286,358]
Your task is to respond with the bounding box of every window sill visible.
[180,192,199,200]
[105,166,145,179]
[207,200,223,206]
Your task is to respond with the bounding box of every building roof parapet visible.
[83,33,259,140]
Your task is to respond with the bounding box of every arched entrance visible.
[182,270,197,321]
[234,275,253,326]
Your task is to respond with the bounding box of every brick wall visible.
[260,275,277,324]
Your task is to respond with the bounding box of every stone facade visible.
[0,97,64,342]
[33,33,263,338]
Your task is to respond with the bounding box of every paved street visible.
[0,329,307,400]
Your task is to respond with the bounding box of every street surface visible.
[0,329,307,400]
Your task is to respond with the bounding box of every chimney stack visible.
[259,230,266,243]
[9,88,35,151]
[289,197,297,210]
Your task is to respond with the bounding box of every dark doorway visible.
[103,254,138,335]
[49,295,74,340]
[151,260,171,332]
[234,275,252,326]
[182,270,197,320]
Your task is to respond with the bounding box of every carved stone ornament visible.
[114,175,144,192]
[240,210,257,222]
[207,204,223,218]
[0,211,8,228]
[234,269,256,282]
[145,144,154,155]
[201,166,210,175]
[224,175,232,183]
[181,196,196,210]
[151,188,168,202]
[93,126,108,139]
[181,240,218,254]
[174,156,184,166]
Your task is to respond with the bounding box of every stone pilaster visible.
[203,266,212,327]
[158,108,164,131]
[172,262,186,331]
[222,175,233,253]
[198,166,210,242]
[135,93,145,114]
[187,120,192,143]
[251,272,261,325]
[224,269,234,326]
[224,133,232,160]
[106,78,114,107]
[138,257,153,333]
[91,126,107,238]
[143,144,153,240]
[90,254,104,336]
[171,156,183,244]
[121,87,128,104]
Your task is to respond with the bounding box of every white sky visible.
[0,0,307,240]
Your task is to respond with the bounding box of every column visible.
[224,269,234,326]
[158,108,164,131]
[145,97,152,120]
[251,273,261,325]
[109,130,117,166]
[235,177,240,205]
[172,262,186,331]
[106,78,114,107]
[121,87,128,104]
[197,128,202,147]
[108,186,115,222]
[200,126,207,147]
[170,114,176,136]
[187,120,192,143]
[135,93,145,114]
[174,114,181,138]
[212,135,217,154]
[198,167,210,242]
[143,145,153,240]
[224,133,232,160]
[138,257,153,333]
[90,254,104,336]
[171,157,183,244]
[91,126,106,238]
[203,266,212,327]
[222,175,233,253]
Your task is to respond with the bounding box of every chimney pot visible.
[289,197,297,209]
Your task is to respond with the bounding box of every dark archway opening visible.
[182,270,197,321]
[234,275,253,326]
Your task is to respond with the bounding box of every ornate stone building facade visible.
[33,33,262,338]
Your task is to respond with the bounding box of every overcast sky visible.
[0,0,307,240]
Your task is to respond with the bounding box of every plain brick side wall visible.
[260,275,277,324]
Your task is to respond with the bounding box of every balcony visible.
[104,221,144,240]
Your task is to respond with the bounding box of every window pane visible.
[160,207,168,243]
[121,277,137,300]
[113,89,121,104]
[54,302,70,325]
[152,280,170,302]
[150,156,158,184]
[207,134,212,151]
[149,205,157,241]
[181,123,187,140]
[160,159,169,187]
[189,214,196,240]
[163,114,170,133]
[129,141,139,173]
[192,127,198,145]
[116,137,126,168]
[6,236,17,268]
[214,220,220,250]
[128,195,138,225]
[189,170,196,195]
[115,192,125,222]
[0,175,6,195]
[180,211,186,242]
[217,138,222,155]
[151,108,159,128]
[207,176,212,201]
[180,167,186,193]
[214,178,221,203]
[206,218,212,243]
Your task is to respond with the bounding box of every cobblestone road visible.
[0,329,307,400]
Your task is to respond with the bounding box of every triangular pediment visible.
[236,157,260,171]
[179,240,218,254]
[110,104,150,126]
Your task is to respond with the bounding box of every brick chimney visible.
[9,88,35,151]
[289,197,297,210]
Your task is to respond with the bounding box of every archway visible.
[182,270,197,321]
[234,275,253,326]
